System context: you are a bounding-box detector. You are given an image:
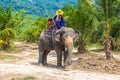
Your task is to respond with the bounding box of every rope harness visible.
[45,30,55,48]
[51,30,55,48]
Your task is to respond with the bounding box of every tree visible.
[0,5,16,49]
[94,0,120,59]
[0,5,31,50]
[21,17,47,42]
[63,0,99,53]
[105,0,111,59]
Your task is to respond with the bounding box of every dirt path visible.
[0,42,120,80]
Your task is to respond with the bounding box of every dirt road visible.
[0,42,120,80]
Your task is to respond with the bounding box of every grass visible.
[0,53,16,60]
[18,76,35,80]
[88,43,104,51]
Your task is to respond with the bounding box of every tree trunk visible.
[105,0,111,59]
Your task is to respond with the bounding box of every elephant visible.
[38,27,79,68]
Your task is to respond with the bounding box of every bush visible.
[0,40,8,50]
[0,28,16,50]
[21,26,41,42]
[20,17,47,43]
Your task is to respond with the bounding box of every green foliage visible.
[63,0,120,52]
[63,0,99,52]
[12,10,33,38]
[0,0,77,17]
[18,76,35,80]
[0,5,31,50]
[0,28,16,40]
[93,0,120,51]
[33,17,47,31]
[110,24,120,39]
[22,26,39,42]
[91,24,106,44]
[0,28,16,50]
[0,40,7,50]
[0,0,119,52]
[0,5,31,31]
[110,23,120,51]
[21,17,47,43]
[0,5,12,30]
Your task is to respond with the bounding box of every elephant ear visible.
[73,29,79,41]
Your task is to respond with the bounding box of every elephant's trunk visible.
[64,36,73,66]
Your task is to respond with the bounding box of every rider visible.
[53,9,66,29]
[47,18,56,32]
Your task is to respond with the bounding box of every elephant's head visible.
[55,27,79,67]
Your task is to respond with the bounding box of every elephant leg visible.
[57,52,63,68]
[43,50,49,66]
[64,50,68,68]
[55,47,63,68]
[38,49,44,66]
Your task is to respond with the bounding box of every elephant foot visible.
[63,65,72,71]
[43,63,48,66]
[56,65,64,69]
[38,63,44,66]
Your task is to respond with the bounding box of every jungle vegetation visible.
[0,0,120,59]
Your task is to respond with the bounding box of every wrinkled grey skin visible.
[38,27,79,68]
